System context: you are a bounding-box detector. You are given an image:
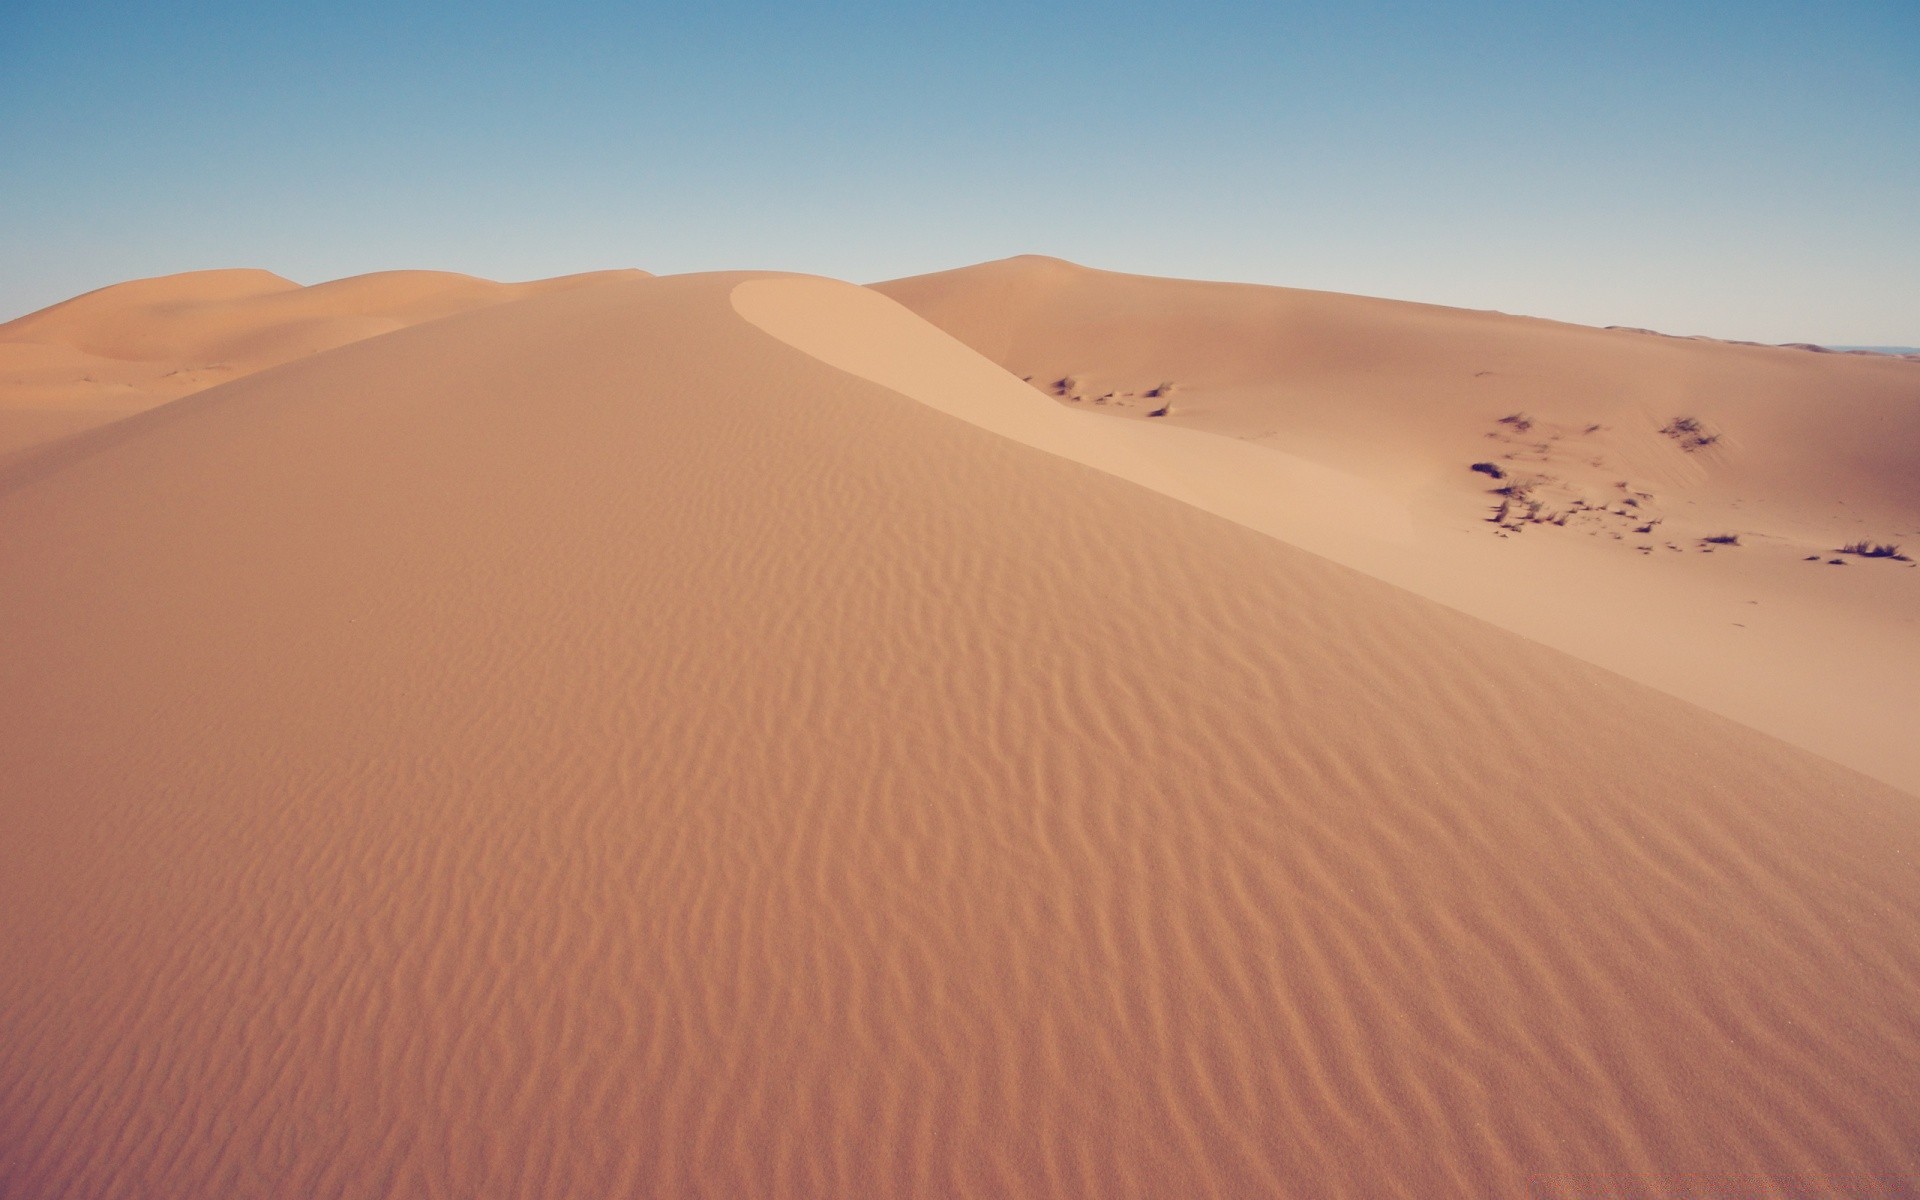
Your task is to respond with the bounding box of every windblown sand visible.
[2,269,1916,1198]
[878,256,1920,794]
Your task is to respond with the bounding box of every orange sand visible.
[878,256,1920,794]
[0,267,647,460]
[2,267,1916,1198]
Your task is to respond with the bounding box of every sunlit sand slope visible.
[876,256,1920,795]
[2,273,1916,1199]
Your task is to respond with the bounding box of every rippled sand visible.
[2,272,1916,1198]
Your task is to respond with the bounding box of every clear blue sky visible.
[3,0,1915,342]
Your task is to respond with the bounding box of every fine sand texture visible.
[0,267,648,460]
[876,257,1920,795]
[3,270,1918,1198]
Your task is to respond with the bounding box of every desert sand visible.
[0,267,647,460]
[2,266,1917,1198]
[878,256,1920,794]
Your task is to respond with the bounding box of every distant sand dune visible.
[875,256,1920,529]
[0,266,648,458]
[3,272,1917,1197]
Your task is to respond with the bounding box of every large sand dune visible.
[0,267,648,459]
[877,256,1920,793]
[3,270,1917,1198]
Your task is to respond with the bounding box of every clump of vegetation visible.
[1702,533,1741,545]
[1470,461,1506,479]
[1660,416,1721,451]
[1145,381,1176,398]
[1497,412,1534,433]
[1840,540,1911,560]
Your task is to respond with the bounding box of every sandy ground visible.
[1,267,1916,1198]
[877,256,1920,795]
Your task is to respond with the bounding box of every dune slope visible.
[876,257,1920,794]
[2,272,1917,1199]
[0,266,649,458]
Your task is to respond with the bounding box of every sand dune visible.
[3,270,1917,1198]
[0,266,648,458]
[876,256,1920,794]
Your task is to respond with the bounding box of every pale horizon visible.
[9,253,1919,354]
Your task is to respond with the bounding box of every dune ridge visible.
[3,271,1917,1198]
[874,257,1920,795]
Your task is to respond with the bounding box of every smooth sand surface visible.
[876,256,1920,795]
[0,267,648,459]
[3,269,1918,1198]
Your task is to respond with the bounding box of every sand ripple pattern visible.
[2,274,1917,1198]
